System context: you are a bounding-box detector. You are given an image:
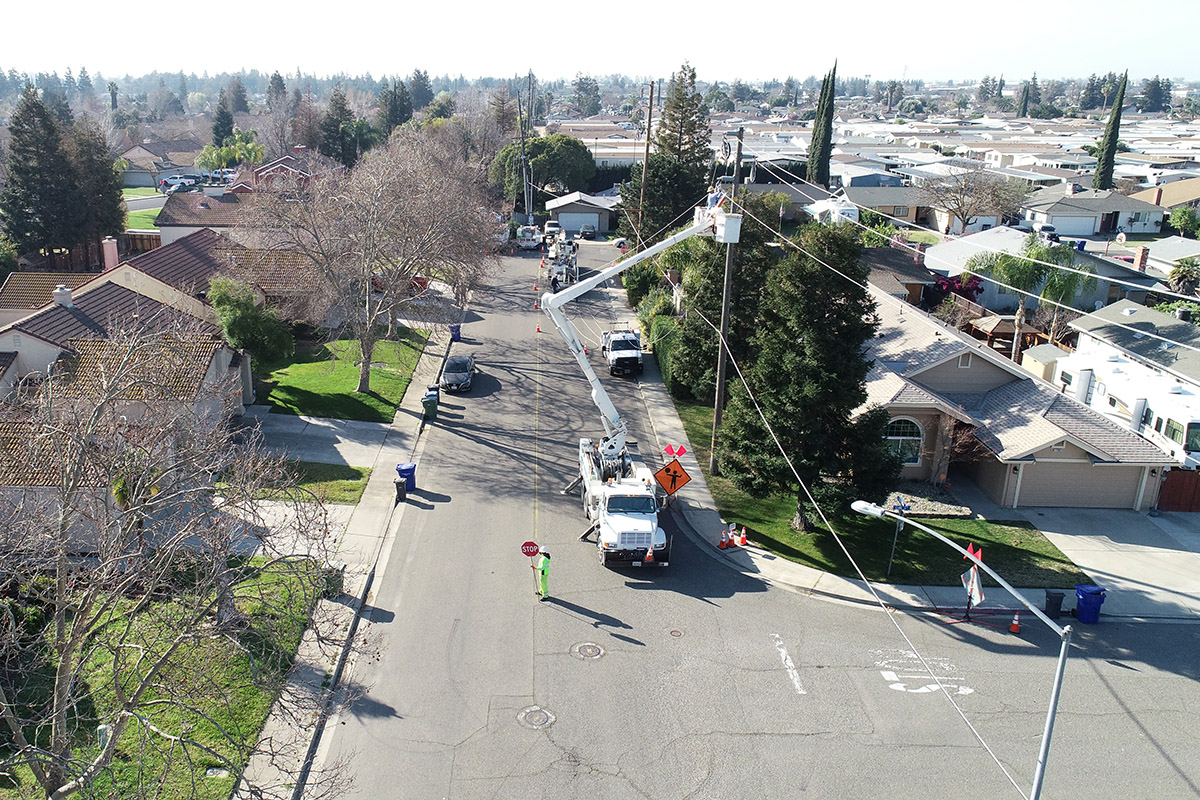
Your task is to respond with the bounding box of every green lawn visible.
[905,229,942,245]
[121,186,159,199]
[125,208,160,230]
[674,399,1089,587]
[258,331,428,422]
[289,460,371,504]
[0,560,319,799]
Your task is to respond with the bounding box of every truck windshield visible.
[607,495,656,514]
[609,340,638,351]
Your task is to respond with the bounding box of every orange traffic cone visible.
[533,283,538,291]
[739,527,748,547]
[536,322,542,333]
[645,547,654,563]
[1009,611,1021,634]
[718,529,728,549]
[534,299,539,309]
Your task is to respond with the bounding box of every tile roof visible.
[155,192,265,228]
[10,282,219,347]
[54,337,222,402]
[0,352,15,379]
[861,247,938,297]
[217,248,322,296]
[0,421,90,487]
[864,290,1171,465]
[0,272,95,310]
[125,228,235,295]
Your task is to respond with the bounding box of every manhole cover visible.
[570,642,605,660]
[517,705,555,729]
[670,630,683,638]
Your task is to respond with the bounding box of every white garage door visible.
[556,212,600,232]
[1048,216,1097,236]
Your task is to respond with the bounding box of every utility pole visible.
[515,89,533,223]
[636,80,654,248]
[710,127,743,474]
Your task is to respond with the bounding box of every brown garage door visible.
[1017,462,1141,508]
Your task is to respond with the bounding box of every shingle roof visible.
[1144,235,1200,265]
[1130,177,1200,209]
[864,290,1172,465]
[842,186,925,208]
[1070,299,1200,384]
[861,247,938,297]
[0,272,95,310]
[10,282,219,347]
[0,352,15,378]
[125,228,235,295]
[1025,184,1165,215]
[54,337,222,402]
[155,193,264,228]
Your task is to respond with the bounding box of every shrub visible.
[637,287,673,332]
[208,277,295,362]
[622,259,659,308]
[649,314,682,395]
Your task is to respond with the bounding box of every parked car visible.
[543,221,562,242]
[612,237,629,249]
[161,174,197,187]
[579,224,596,239]
[166,182,202,194]
[440,353,476,393]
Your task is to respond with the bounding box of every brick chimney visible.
[1153,186,1164,206]
[102,236,119,271]
[1135,246,1149,272]
[53,285,73,308]
[912,242,927,265]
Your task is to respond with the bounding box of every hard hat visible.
[540,547,550,557]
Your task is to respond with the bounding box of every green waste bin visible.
[421,392,438,421]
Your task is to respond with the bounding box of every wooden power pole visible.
[710,127,743,474]
[636,80,654,247]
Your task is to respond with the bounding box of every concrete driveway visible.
[249,407,393,468]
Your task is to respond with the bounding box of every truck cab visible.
[580,439,668,566]
[602,329,643,376]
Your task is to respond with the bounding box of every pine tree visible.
[376,80,412,137]
[716,223,900,530]
[66,117,125,244]
[268,72,287,110]
[1017,84,1030,117]
[654,62,711,170]
[0,87,84,252]
[228,77,249,113]
[1080,74,1102,110]
[572,74,602,116]
[409,70,433,110]
[997,75,1005,97]
[77,66,93,99]
[212,91,235,145]
[807,63,836,188]
[1093,72,1127,190]
[1028,72,1041,105]
[319,87,355,166]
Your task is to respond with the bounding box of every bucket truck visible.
[543,204,742,566]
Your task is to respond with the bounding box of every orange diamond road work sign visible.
[654,459,692,495]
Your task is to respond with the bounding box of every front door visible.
[1099,212,1119,233]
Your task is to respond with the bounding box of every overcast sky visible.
[9,0,1195,85]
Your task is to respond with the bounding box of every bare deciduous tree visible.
[919,164,1030,233]
[244,126,497,393]
[0,320,345,799]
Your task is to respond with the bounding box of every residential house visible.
[1130,178,1200,213]
[154,193,266,245]
[546,192,618,233]
[119,138,205,188]
[227,146,342,193]
[863,289,1170,509]
[830,163,903,189]
[0,272,94,327]
[841,186,927,226]
[743,182,832,221]
[923,226,1159,315]
[1021,183,1166,236]
[1144,235,1200,274]
[860,246,938,306]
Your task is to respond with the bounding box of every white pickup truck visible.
[601,328,643,376]
[580,439,668,566]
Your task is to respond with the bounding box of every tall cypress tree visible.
[0,86,84,253]
[212,91,235,145]
[1016,84,1030,117]
[1093,71,1127,190]
[807,63,836,188]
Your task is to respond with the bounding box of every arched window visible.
[886,418,923,465]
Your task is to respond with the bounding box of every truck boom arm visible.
[542,208,739,459]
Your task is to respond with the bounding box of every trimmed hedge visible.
[650,315,682,396]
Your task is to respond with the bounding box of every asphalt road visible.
[315,242,1200,799]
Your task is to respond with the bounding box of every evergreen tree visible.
[409,69,434,110]
[77,66,93,99]
[268,71,287,110]
[1028,72,1041,105]
[1079,74,1103,110]
[212,91,235,145]
[1137,76,1172,113]
[319,87,356,166]
[572,74,602,116]
[616,153,707,245]
[228,77,249,113]
[976,76,994,103]
[0,87,84,253]
[178,72,189,111]
[997,75,1005,97]
[376,80,412,136]
[1093,72,1127,190]
[1017,84,1030,117]
[66,118,126,244]
[716,223,900,530]
[293,90,322,151]
[807,63,836,188]
[654,62,711,170]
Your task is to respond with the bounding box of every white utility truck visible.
[543,203,742,566]
[601,328,643,376]
[516,225,542,250]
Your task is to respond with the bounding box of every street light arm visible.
[852,501,1067,636]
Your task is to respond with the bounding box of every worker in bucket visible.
[533,547,551,601]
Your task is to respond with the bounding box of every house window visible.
[1051,440,1066,452]
[1154,416,1164,434]
[1060,371,1074,386]
[885,418,923,465]
[1164,418,1185,445]
[1142,406,1154,426]
[1188,424,1200,453]
[1130,212,1145,223]
[958,353,972,368]
[894,206,909,217]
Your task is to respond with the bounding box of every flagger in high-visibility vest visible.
[534,548,551,601]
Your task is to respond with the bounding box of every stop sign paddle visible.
[521,541,540,557]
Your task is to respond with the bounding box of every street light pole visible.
[851,500,1073,800]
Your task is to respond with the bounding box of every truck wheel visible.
[610,367,617,376]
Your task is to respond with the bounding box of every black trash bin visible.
[1044,590,1065,620]
[393,478,407,505]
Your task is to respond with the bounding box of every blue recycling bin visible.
[1075,239,1086,252]
[449,323,462,342]
[396,462,417,492]
[1075,584,1107,623]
